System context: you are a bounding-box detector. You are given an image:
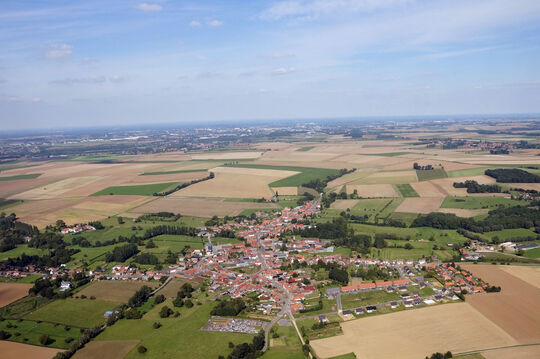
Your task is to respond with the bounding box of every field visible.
[262,324,304,359]
[0,319,83,349]
[310,303,517,359]
[346,184,397,197]
[91,182,179,196]
[0,340,62,359]
[154,277,204,298]
[441,197,523,209]
[72,340,140,359]
[12,176,104,200]
[0,283,33,307]
[395,183,419,197]
[395,197,444,213]
[25,298,119,328]
[0,173,41,181]
[76,280,159,303]
[462,264,540,344]
[482,346,540,359]
[416,168,448,181]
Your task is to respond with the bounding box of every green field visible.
[0,319,83,349]
[97,294,254,359]
[447,167,490,177]
[341,290,399,309]
[416,168,448,181]
[441,196,527,209]
[262,324,304,359]
[141,169,209,176]
[296,146,315,152]
[25,298,119,328]
[91,182,180,196]
[395,184,419,197]
[0,173,41,181]
[0,245,45,260]
[523,247,540,258]
[482,228,538,241]
[222,163,340,187]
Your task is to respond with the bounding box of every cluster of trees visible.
[425,352,453,359]
[218,330,265,359]
[485,168,540,183]
[302,168,356,193]
[0,213,39,252]
[413,163,434,170]
[132,252,159,265]
[328,266,349,285]
[486,285,502,292]
[52,326,105,359]
[128,285,153,307]
[105,243,139,262]
[173,283,194,307]
[135,212,180,222]
[153,172,215,196]
[210,298,246,316]
[295,217,351,239]
[453,180,501,193]
[351,264,398,281]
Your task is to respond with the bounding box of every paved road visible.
[336,291,343,313]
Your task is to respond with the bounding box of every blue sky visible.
[1,0,540,129]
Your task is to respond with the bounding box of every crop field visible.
[395,197,444,213]
[91,182,179,196]
[0,173,41,181]
[462,264,540,344]
[273,186,298,195]
[76,281,159,303]
[416,168,448,181]
[310,303,518,359]
[330,199,360,210]
[72,340,140,359]
[190,151,262,160]
[25,298,119,328]
[410,181,446,197]
[482,346,540,359]
[12,176,104,200]
[357,171,418,184]
[346,184,397,197]
[297,146,315,152]
[438,208,489,218]
[0,283,33,307]
[395,183,419,197]
[499,265,540,289]
[0,340,62,359]
[440,196,524,209]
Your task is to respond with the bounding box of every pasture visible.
[76,281,159,303]
[310,303,517,359]
[395,183,419,197]
[0,319,83,349]
[72,340,140,359]
[440,196,524,209]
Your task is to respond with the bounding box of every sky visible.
[1,0,540,130]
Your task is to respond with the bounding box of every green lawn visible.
[441,196,528,209]
[222,163,340,187]
[91,182,180,196]
[0,274,41,284]
[482,228,538,241]
[395,184,419,197]
[25,298,119,328]
[97,294,254,359]
[0,173,41,181]
[523,247,540,258]
[0,319,83,349]
[341,290,400,309]
[416,168,448,181]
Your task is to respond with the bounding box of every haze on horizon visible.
[1,0,540,130]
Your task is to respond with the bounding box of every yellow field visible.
[395,197,444,213]
[482,346,540,359]
[499,265,540,289]
[438,208,489,218]
[346,184,397,197]
[310,303,517,359]
[272,187,298,195]
[11,176,103,200]
[331,199,360,210]
[190,151,262,160]
[0,341,62,359]
[411,181,446,197]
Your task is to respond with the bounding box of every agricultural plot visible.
[358,171,418,184]
[190,151,262,160]
[12,176,103,200]
[482,346,540,359]
[394,197,443,214]
[330,199,360,210]
[76,281,159,303]
[91,182,179,196]
[416,168,448,181]
[395,184,419,197]
[0,340,62,359]
[25,298,119,328]
[438,208,489,218]
[0,173,41,181]
[341,290,399,309]
[410,181,446,197]
[346,184,397,197]
[72,340,140,359]
[0,319,83,349]
[440,196,523,209]
[499,265,540,289]
[0,283,33,307]
[310,303,517,359]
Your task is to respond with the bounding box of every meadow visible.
[416,168,448,181]
[395,184,419,197]
[0,319,83,349]
[0,173,41,181]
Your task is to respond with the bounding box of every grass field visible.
[341,290,400,309]
[441,197,527,209]
[416,168,448,181]
[91,182,179,196]
[222,163,340,187]
[77,281,159,303]
[395,184,419,197]
[25,298,119,328]
[364,152,412,157]
[0,319,83,349]
[296,146,315,152]
[262,324,304,359]
[0,245,45,260]
[523,247,540,258]
[447,167,490,177]
[0,173,41,181]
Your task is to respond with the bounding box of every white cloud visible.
[207,19,223,27]
[109,74,127,83]
[134,3,163,12]
[189,20,201,27]
[42,43,73,59]
[32,97,41,103]
[272,67,296,75]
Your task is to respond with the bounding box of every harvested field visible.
[77,280,159,303]
[462,264,540,344]
[499,265,540,289]
[395,197,443,213]
[438,208,489,218]
[0,340,62,359]
[482,345,540,359]
[430,175,496,196]
[190,151,262,160]
[384,159,482,172]
[272,187,298,195]
[0,283,32,307]
[327,170,372,188]
[410,181,446,197]
[211,166,299,178]
[508,183,540,191]
[346,184,397,197]
[331,199,360,210]
[11,176,103,200]
[130,197,279,217]
[72,340,140,359]
[310,303,517,359]
[122,171,208,184]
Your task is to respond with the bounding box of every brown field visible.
[11,176,104,200]
[438,208,490,218]
[190,151,262,160]
[499,266,540,289]
[310,303,517,359]
[331,199,360,210]
[72,340,140,359]
[327,170,373,188]
[120,171,208,185]
[411,181,446,197]
[272,187,298,195]
[0,340,62,359]
[482,346,540,359]
[0,283,32,307]
[509,183,540,191]
[395,197,444,213]
[155,277,205,298]
[462,264,540,344]
[130,197,279,217]
[430,175,496,196]
[76,280,159,303]
[345,184,397,197]
[356,170,418,184]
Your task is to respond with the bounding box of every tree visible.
[185,299,194,308]
[154,294,165,304]
[138,345,147,353]
[39,334,50,345]
[128,285,152,307]
[159,306,173,318]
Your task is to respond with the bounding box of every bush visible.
[39,334,50,345]
[138,345,147,353]
[185,299,194,308]
[65,337,74,343]
[153,322,161,329]
[159,305,173,318]
[154,294,165,304]
[0,330,11,339]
